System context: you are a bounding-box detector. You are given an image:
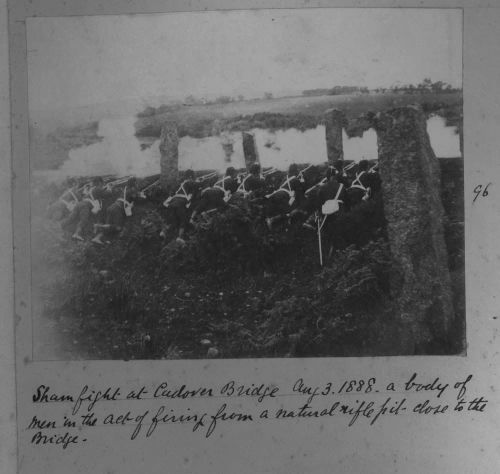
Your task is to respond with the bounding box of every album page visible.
[4,1,500,473]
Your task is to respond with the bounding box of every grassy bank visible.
[31,160,465,360]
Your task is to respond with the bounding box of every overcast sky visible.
[27,8,462,111]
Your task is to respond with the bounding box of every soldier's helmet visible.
[326,166,336,180]
[184,169,195,180]
[250,163,261,175]
[334,159,344,172]
[358,160,369,172]
[225,167,236,177]
[288,164,299,176]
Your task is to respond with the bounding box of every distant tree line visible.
[302,86,370,96]
[303,79,460,96]
[373,79,460,94]
[181,92,274,106]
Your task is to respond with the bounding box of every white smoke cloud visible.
[59,117,160,177]
[253,126,328,168]
[343,128,378,161]
[179,135,245,172]
[52,114,460,180]
[426,115,461,157]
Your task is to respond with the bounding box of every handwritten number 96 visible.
[473,183,491,203]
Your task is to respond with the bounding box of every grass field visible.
[134,91,462,139]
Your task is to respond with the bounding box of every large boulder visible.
[376,105,455,354]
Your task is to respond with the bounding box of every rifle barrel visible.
[305,178,326,195]
[141,179,160,193]
[197,172,218,182]
[262,167,278,176]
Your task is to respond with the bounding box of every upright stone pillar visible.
[324,109,346,163]
[212,120,234,163]
[221,132,234,163]
[242,132,259,170]
[159,121,179,191]
[376,106,455,354]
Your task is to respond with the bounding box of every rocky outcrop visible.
[376,105,455,354]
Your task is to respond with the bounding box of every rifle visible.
[305,178,327,196]
[138,179,160,198]
[196,171,218,182]
[297,164,314,182]
[262,167,279,177]
[343,161,357,172]
[103,176,133,191]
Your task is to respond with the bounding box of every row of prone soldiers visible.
[47,176,145,244]
[48,159,381,245]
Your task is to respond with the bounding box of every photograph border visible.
[13,3,500,474]
[17,5,466,362]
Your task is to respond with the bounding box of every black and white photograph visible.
[29,8,464,361]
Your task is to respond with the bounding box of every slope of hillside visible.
[31,158,465,360]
